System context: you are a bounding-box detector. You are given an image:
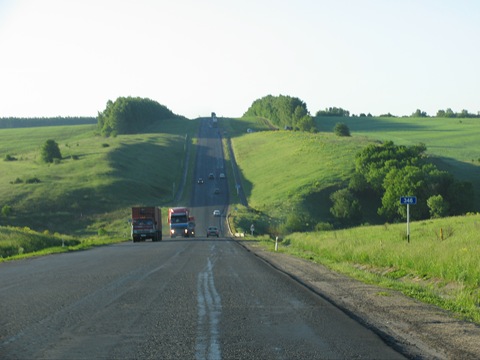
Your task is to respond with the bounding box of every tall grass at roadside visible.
[270,214,480,323]
[0,226,80,259]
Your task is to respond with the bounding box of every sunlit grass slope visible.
[231,129,371,221]
[316,116,480,200]
[0,119,198,238]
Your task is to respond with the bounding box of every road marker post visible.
[400,196,417,243]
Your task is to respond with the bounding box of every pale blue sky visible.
[1,0,479,118]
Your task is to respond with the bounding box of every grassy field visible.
[228,116,480,229]
[254,214,480,323]
[0,118,199,258]
[225,115,480,323]
[316,116,480,199]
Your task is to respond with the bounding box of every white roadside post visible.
[400,196,417,243]
[250,224,255,236]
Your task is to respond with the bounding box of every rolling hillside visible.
[0,119,199,237]
[227,115,480,230]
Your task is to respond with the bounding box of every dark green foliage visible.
[1,205,12,217]
[411,109,429,117]
[329,188,362,224]
[41,139,62,163]
[243,94,316,132]
[280,211,314,233]
[316,107,350,117]
[445,181,475,215]
[334,122,351,137]
[354,141,426,193]
[4,154,17,161]
[427,195,449,218]
[97,97,175,136]
[436,108,480,118]
[347,140,474,222]
[314,222,334,231]
[25,177,41,184]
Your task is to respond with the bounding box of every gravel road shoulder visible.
[238,240,480,360]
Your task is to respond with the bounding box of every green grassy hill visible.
[0,119,198,239]
[316,116,480,199]
[227,116,480,232]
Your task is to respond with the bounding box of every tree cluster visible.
[330,141,474,225]
[436,108,480,118]
[316,107,350,117]
[243,95,316,132]
[97,97,175,136]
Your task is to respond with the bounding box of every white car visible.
[213,210,221,216]
[219,173,225,179]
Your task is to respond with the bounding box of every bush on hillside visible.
[329,188,362,224]
[97,97,175,136]
[334,122,351,137]
[41,139,62,163]
[1,205,12,217]
[4,154,17,161]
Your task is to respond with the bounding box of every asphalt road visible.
[0,119,407,359]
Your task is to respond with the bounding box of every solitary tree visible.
[41,139,62,163]
[334,122,351,137]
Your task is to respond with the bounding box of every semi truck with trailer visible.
[168,207,195,237]
[131,207,162,242]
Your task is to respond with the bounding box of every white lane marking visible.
[196,256,222,360]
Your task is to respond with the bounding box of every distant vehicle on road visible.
[208,173,215,180]
[197,177,204,184]
[219,173,225,179]
[168,207,195,238]
[214,187,220,194]
[207,226,219,237]
[213,209,221,216]
[131,207,162,242]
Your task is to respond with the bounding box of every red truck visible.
[168,207,195,237]
[131,207,162,242]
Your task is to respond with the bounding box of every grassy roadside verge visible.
[247,214,480,324]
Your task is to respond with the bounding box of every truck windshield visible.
[171,215,188,223]
[133,219,153,226]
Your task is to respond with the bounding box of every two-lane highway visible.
[190,118,229,237]
[0,118,407,359]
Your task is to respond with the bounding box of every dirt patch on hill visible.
[239,241,480,360]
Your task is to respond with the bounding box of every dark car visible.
[208,173,215,180]
[197,178,204,184]
[207,226,219,237]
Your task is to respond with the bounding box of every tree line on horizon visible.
[317,106,480,118]
[0,117,96,129]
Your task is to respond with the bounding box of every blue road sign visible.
[400,196,417,205]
